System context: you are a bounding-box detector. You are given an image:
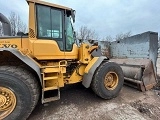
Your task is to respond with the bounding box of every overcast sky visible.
[0,0,160,39]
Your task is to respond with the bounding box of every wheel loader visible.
[0,0,124,119]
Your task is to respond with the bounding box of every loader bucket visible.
[110,58,157,91]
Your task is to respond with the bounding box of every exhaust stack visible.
[0,13,11,36]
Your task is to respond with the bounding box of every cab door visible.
[33,4,65,60]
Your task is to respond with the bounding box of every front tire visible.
[0,65,39,120]
[91,62,124,99]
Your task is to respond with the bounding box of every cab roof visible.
[26,0,72,11]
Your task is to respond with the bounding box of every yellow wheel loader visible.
[0,0,124,119]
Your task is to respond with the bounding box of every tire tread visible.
[0,65,39,120]
[91,62,124,99]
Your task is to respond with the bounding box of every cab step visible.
[43,76,58,81]
[44,86,58,91]
[42,88,60,103]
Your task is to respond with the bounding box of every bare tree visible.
[115,31,131,41]
[76,26,99,42]
[8,12,27,36]
[105,35,113,42]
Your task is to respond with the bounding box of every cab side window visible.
[37,5,50,38]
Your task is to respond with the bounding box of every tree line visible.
[76,26,132,42]
[0,11,132,41]
[0,11,159,44]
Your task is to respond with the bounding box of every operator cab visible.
[27,0,78,60]
[36,4,75,51]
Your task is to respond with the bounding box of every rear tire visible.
[0,65,39,120]
[91,62,124,99]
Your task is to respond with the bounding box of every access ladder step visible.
[44,86,58,91]
[42,96,60,103]
[42,88,60,103]
[43,67,60,73]
[43,76,58,81]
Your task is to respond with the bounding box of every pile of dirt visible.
[131,100,160,120]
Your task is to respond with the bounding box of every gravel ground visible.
[27,57,160,120]
[28,84,160,120]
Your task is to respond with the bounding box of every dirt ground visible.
[27,58,160,120]
[28,83,160,120]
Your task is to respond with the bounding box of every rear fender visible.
[0,48,42,85]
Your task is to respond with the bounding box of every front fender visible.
[82,56,107,88]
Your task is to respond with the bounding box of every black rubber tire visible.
[0,65,39,120]
[91,62,124,99]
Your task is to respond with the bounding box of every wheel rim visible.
[104,72,118,90]
[0,87,16,120]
